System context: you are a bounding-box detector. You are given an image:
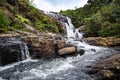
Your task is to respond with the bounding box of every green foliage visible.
[15,14,30,24]
[0,0,63,33]
[12,23,23,30]
[0,9,11,33]
[99,22,120,37]
[85,18,101,37]
[60,0,120,37]
[35,19,58,32]
[0,0,6,5]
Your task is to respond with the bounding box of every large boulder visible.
[57,40,66,49]
[58,47,76,56]
[86,37,120,46]
[0,40,27,66]
[24,36,56,59]
[89,53,120,80]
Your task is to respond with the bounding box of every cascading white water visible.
[65,17,83,39]
[74,29,83,39]
[0,13,118,80]
[65,23,75,38]
[65,16,106,53]
[66,17,75,30]
[21,43,31,60]
[6,41,31,60]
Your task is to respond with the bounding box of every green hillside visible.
[0,0,63,33]
[60,0,120,37]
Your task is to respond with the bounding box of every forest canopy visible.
[60,0,120,37]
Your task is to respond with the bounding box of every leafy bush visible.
[35,19,58,32]
[85,18,101,37]
[0,9,11,33]
[15,14,30,24]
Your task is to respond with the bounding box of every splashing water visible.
[0,13,118,80]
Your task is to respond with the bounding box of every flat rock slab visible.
[86,37,120,46]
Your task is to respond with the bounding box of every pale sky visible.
[31,0,88,12]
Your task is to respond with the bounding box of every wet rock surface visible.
[89,52,120,80]
[0,33,80,63]
[0,34,120,79]
[0,47,118,80]
[0,37,29,66]
[28,37,56,59]
[0,42,20,65]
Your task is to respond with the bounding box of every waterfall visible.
[65,17,83,39]
[41,11,105,52]
[47,12,83,39]
[64,16,106,53]
[6,41,31,61]
[75,29,83,39]
[20,42,31,60]
[65,23,75,38]
[0,12,118,80]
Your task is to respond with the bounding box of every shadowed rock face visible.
[0,36,56,65]
[0,43,20,65]
[0,36,32,66]
[0,38,29,66]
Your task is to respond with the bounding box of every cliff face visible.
[0,0,64,34]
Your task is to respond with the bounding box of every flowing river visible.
[0,13,118,80]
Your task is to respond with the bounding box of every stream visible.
[0,13,119,80]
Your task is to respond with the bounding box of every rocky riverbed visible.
[89,52,120,80]
[0,32,120,80]
[0,31,83,66]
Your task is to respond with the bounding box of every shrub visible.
[14,14,30,24]
[0,9,11,33]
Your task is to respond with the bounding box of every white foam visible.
[29,61,74,78]
[0,59,38,72]
[0,77,6,80]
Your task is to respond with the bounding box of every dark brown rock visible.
[27,37,56,59]
[78,49,85,55]
[0,41,26,65]
[91,53,120,80]
[57,40,66,49]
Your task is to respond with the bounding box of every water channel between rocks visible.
[0,13,119,80]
